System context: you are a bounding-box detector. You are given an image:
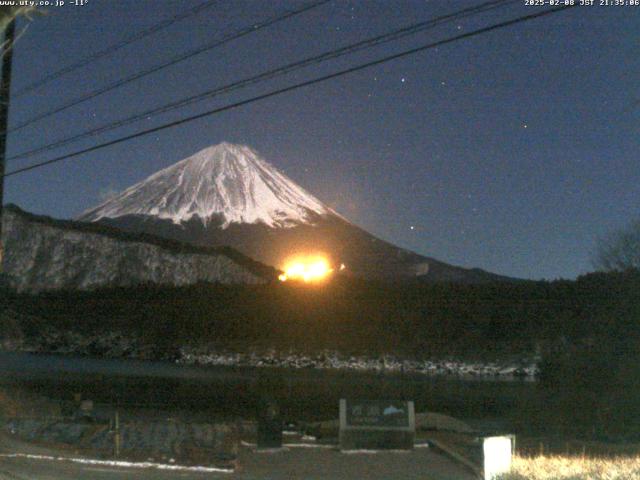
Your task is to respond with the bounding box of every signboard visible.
[339,399,415,450]
[345,400,411,428]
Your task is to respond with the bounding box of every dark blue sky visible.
[5,0,639,280]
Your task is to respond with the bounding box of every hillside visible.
[80,142,514,283]
[1,204,278,292]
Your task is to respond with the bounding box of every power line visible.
[9,0,331,133]
[14,0,220,98]
[8,0,517,163]
[2,5,575,180]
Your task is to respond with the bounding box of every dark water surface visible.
[0,352,534,426]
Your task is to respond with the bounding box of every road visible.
[0,433,476,480]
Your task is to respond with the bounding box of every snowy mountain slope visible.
[80,143,339,228]
[80,142,512,282]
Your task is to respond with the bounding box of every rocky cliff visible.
[1,205,276,292]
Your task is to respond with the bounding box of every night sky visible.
[4,0,639,280]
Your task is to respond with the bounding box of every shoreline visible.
[178,349,539,379]
[0,343,539,380]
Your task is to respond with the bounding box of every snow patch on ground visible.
[0,453,233,473]
[177,348,539,379]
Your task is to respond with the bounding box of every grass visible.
[499,454,640,480]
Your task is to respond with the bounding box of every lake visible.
[0,351,535,429]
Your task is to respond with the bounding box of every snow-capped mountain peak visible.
[79,142,338,228]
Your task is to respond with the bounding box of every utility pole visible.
[0,19,15,272]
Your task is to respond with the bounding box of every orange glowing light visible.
[278,255,334,283]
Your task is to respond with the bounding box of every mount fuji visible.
[80,142,508,282]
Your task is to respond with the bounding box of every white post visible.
[483,435,513,480]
